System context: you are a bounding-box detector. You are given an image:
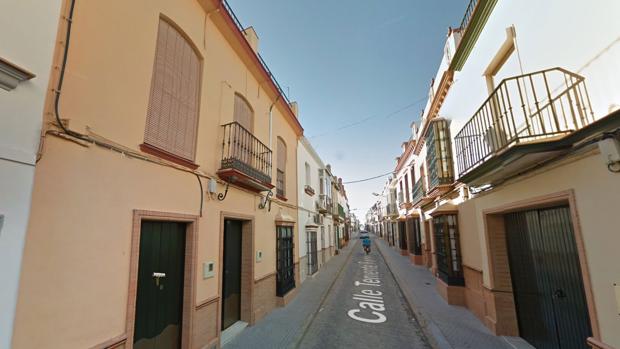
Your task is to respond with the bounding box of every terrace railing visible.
[220,122,272,184]
[454,67,594,177]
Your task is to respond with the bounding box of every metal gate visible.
[306,231,318,276]
[505,205,591,349]
[276,226,295,296]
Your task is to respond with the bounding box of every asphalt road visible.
[297,236,431,349]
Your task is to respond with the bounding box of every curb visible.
[292,240,358,348]
[376,238,454,349]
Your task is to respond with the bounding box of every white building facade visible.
[0,1,64,346]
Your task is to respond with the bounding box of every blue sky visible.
[228,0,466,219]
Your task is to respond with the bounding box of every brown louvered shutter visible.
[277,138,287,171]
[276,137,287,196]
[144,19,201,161]
[234,94,254,132]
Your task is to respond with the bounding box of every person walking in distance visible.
[362,235,371,254]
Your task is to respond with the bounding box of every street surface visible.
[298,236,431,348]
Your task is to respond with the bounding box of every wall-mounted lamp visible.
[210,177,234,201]
[598,137,620,173]
[259,190,273,211]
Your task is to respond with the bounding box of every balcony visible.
[385,203,398,217]
[317,194,331,213]
[412,179,433,207]
[454,68,595,185]
[218,122,273,192]
[425,119,455,197]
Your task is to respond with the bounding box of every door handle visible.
[552,289,566,299]
[152,272,166,278]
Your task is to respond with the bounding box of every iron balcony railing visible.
[318,194,332,212]
[385,203,398,216]
[220,122,272,184]
[459,0,479,35]
[454,67,595,177]
[222,0,291,106]
[412,179,426,204]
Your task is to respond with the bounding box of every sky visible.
[228,0,466,221]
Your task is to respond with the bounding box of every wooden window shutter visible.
[144,19,201,161]
[277,138,287,171]
[233,94,254,132]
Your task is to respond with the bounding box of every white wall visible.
[442,0,620,178]
[296,138,324,260]
[0,0,63,346]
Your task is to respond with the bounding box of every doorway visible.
[505,205,592,349]
[222,219,243,330]
[134,221,186,349]
[307,230,318,276]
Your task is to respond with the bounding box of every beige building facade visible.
[12,0,306,348]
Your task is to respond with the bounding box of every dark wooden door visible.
[134,221,186,349]
[398,220,407,250]
[505,206,591,349]
[222,220,243,330]
[276,226,295,296]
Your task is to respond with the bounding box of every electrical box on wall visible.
[256,250,263,262]
[203,261,215,279]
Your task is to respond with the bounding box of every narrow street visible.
[297,237,431,348]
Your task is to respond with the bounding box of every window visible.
[404,173,410,202]
[276,226,295,296]
[233,93,254,132]
[144,18,201,163]
[276,137,287,197]
[433,214,464,286]
[425,119,454,190]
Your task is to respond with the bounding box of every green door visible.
[134,221,186,349]
[505,206,591,349]
[222,220,243,330]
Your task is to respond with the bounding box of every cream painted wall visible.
[12,0,301,347]
[0,0,63,347]
[460,150,620,346]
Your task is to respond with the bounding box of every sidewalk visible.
[375,238,533,349]
[225,240,357,349]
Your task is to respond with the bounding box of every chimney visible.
[289,101,299,118]
[242,26,259,53]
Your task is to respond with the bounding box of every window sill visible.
[276,194,288,202]
[140,143,199,170]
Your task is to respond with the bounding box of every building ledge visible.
[0,57,35,91]
[458,108,620,186]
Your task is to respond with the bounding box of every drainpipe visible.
[268,94,281,150]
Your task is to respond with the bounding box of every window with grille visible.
[144,18,201,162]
[276,226,295,296]
[276,137,287,197]
[433,214,464,286]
